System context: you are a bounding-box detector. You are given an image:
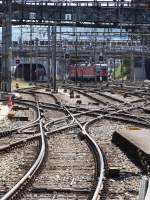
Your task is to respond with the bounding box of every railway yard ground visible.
[1,80,150,200]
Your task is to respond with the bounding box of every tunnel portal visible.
[15,63,46,81]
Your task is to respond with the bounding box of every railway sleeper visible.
[88,102,99,106]
[8,115,29,121]
[105,116,150,128]
[0,139,41,198]
[0,138,38,153]
[30,187,92,194]
[9,141,25,149]
[12,106,29,111]
[0,131,12,138]
[21,130,36,134]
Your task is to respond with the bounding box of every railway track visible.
[1,84,150,200]
[0,100,44,200]
[0,140,40,198]
[23,127,96,199]
[0,89,105,200]
[86,117,143,200]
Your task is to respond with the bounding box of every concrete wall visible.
[134,57,146,80]
[145,58,150,80]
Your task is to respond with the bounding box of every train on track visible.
[69,63,109,81]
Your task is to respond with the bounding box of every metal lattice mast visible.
[29,25,33,82]
[47,25,51,88]
[1,0,12,92]
[52,25,57,92]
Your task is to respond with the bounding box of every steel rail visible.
[67,87,140,108]
[70,88,108,106]
[44,101,150,132]
[44,103,150,135]
[0,98,61,134]
[1,97,147,199]
[16,100,41,131]
[65,86,147,111]
[1,102,149,152]
[0,100,40,135]
[61,104,104,200]
[17,99,61,109]
[81,103,150,199]
[113,113,150,125]
[30,90,58,103]
[2,108,150,153]
[83,125,104,200]
[1,102,46,200]
[44,108,104,130]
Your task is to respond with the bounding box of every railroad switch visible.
[40,109,45,118]
[144,108,150,114]
[52,88,58,93]
[70,90,74,95]
[120,83,123,88]
[123,93,129,98]
[8,113,15,119]
[70,90,74,98]
[45,88,51,92]
[77,132,85,141]
[110,90,115,94]
[108,168,120,179]
[76,95,80,98]
[70,94,74,98]
[15,82,19,89]
[76,100,82,104]
[40,113,45,118]
[56,101,61,105]
[40,108,44,113]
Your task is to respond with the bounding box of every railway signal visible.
[16,59,20,64]
[91,58,95,62]
[64,53,70,59]
[99,56,104,62]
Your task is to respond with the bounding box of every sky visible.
[0,26,128,42]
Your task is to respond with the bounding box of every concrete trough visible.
[112,127,150,173]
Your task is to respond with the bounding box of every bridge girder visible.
[0,1,150,28]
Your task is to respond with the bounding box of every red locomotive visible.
[69,63,108,81]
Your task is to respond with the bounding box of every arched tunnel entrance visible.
[15,63,46,81]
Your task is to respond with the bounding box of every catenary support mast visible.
[1,0,12,92]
